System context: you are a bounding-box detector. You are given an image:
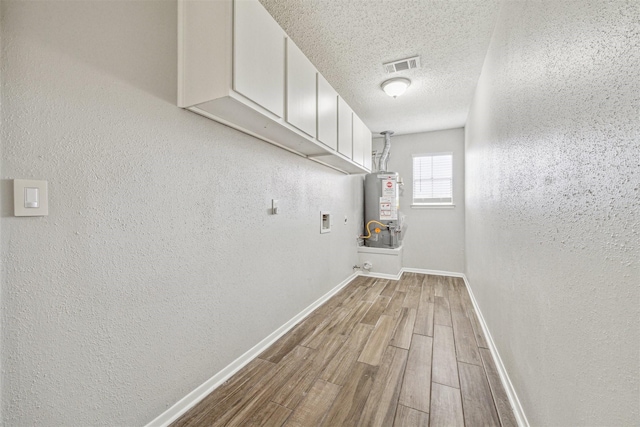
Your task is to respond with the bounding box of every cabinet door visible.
[362,125,372,170]
[337,97,353,159]
[352,114,365,166]
[234,0,285,117]
[316,74,338,150]
[286,39,317,137]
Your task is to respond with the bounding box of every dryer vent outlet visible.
[320,211,331,234]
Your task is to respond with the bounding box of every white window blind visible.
[413,153,453,204]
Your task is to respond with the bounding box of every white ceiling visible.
[260,0,502,136]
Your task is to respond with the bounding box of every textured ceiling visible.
[260,0,502,136]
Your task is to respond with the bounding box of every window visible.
[412,153,453,205]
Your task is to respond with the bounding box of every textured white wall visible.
[373,129,465,272]
[465,1,639,425]
[0,1,363,425]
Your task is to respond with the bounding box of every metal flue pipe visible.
[379,130,394,172]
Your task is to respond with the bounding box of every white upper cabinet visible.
[316,74,338,151]
[234,0,285,117]
[178,0,371,173]
[337,97,353,159]
[352,114,365,166]
[286,39,317,137]
[362,128,372,170]
[352,113,372,168]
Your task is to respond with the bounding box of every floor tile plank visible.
[245,402,291,427]
[414,281,434,336]
[301,307,351,349]
[220,346,315,427]
[434,295,452,327]
[315,286,357,317]
[358,315,397,366]
[452,277,466,293]
[449,278,489,348]
[480,348,518,427]
[448,289,483,366]
[361,296,391,326]
[467,307,489,348]
[432,325,459,388]
[172,358,276,427]
[398,334,432,413]
[333,300,372,336]
[321,362,377,427]
[395,273,412,293]
[311,333,349,369]
[414,302,434,337]
[379,279,398,297]
[283,379,341,427]
[321,323,373,385]
[421,275,436,304]
[393,405,429,427]
[458,361,501,427]
[340,286,369,309]
[389,307,417,349]
[271,334,345,409]
[402,285,421,309]
[434,276,448,298]
[456,283,489,349]
[408,272,421,287]
[430,383,464,427]
[350,275,374,288]
[362,279,388,302]
[383,291,406,319]
[358,346,409,427]
[258,313,323,363]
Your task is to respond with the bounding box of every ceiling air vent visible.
[383,56,421,74]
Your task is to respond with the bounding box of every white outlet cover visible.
[14,179,48,216]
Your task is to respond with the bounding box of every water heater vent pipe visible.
[379,130,394,172]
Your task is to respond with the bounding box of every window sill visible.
[411,204,456,209]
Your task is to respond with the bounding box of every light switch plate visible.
[14,179,48,216]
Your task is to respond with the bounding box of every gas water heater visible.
[363,131,404,248]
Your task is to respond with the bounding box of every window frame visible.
[411,152,454,208]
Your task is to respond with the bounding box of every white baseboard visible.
[400,267,465,278]
[145,271,360,427]
[461,275,530,427]
[358,267,464,281]
[358,270,403,280]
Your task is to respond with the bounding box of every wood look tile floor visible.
[173,273,518,427]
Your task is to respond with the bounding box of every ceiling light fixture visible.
[381,77,411,98]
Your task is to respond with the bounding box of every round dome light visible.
[381,77,411,98]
